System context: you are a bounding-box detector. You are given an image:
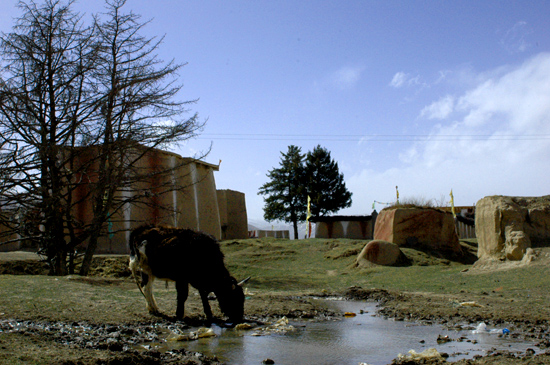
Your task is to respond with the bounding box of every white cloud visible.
[434,70,452,84]
[420,95,455,120]
[389,71,427,90]
[500,21,532,54]
[330,66,364,90]
[457,54,550,133]
[343,53,550,212]
[389,71,407,88]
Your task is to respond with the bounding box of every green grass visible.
[2,237,550,324]
[221,237,550,300]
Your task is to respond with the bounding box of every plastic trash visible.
[472,322,488,333]
[472,322,510,335]
[167,327,216,341]
[397,348,444,361]
[235,322,254,330]
[459,301,484,307]
[252,316,296,336]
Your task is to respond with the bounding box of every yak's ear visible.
[144,228,161,242]
[237,277,251,286]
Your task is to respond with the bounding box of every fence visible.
[456,220,476,239]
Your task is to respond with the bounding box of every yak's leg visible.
[199,290,213,323]
[175,281,189,320]
[142,273,160,315]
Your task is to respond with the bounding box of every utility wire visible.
[197,133,550,142]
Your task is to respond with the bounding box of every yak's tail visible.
[129,255,147,299]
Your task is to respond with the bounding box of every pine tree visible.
[258,145,306,239]
[304,145,352,217]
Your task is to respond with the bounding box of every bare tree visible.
[0,0,205,275]
[0,0,97,275]
[77,0,205,275]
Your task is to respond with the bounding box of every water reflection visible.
[162,300,539,365]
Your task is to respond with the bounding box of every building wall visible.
[249,230,290,239]
[217,189,248,240]
[341,220,374,239]
[0,220,19,252]
[73,147,221,254]
[313,216,374,239]
[0,146,255,254]
[192,162,221,238]
[315,221,345,239]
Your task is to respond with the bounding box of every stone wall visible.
[475,195,550,260]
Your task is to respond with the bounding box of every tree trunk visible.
[292,221,299,240]
[79,227,101,276]
[46,202,69,276]
[54,249,68,276]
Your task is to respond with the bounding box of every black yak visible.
[129,224,248,323]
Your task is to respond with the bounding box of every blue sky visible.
[1,1,549,224]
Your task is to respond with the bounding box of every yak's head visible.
[216,276,250,323]
[129,224,158,256]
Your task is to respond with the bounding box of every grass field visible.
[222,237,548,296]
[1,238,550,364]
[2,237,550,320]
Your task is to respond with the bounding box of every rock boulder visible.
[475,195,550,260]
[356,240,404,266]
[373,207,462,254]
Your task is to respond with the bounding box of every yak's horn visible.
[237,276,251,286]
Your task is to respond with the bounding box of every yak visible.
[128,224,248,324]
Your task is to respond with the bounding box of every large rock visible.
[476,195,550,260]
[356,240,404,266]
[373,207,462,253]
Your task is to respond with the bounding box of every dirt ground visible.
[1,245,549,364]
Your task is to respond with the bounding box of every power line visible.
[196,133,550,142]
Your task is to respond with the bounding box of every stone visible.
[504,228,530,260]
[475,195,550,260]
[373,207,462,254]
[356,240,403,266]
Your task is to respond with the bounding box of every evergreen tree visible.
[304,145,352,217]
[258,145,306,239]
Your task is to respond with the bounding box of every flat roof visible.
[309,215,373,223]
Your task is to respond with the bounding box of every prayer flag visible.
[450,189,456,218]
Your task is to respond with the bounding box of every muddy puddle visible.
[143,300,541,364]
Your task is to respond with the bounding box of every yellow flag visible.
[307,195,311,220]
[306,195,312,239]
[396,186,399,204]
[450,189,456,218]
